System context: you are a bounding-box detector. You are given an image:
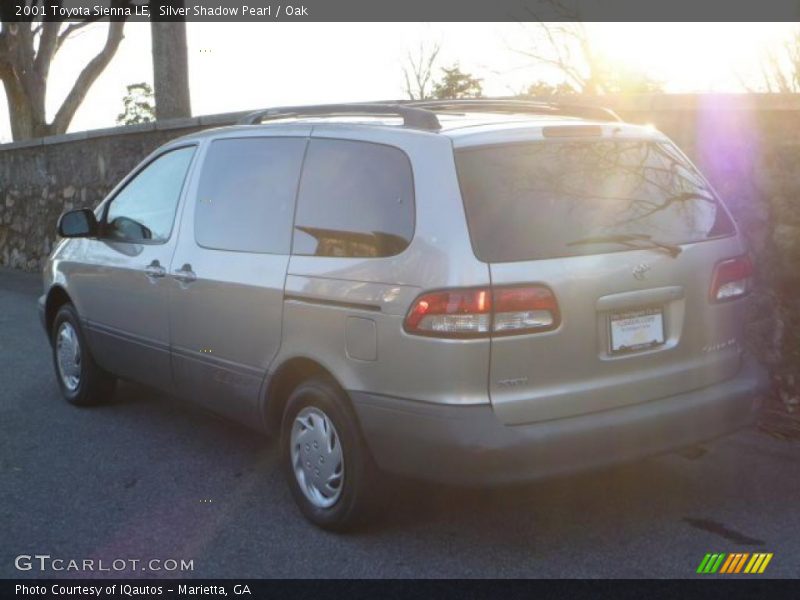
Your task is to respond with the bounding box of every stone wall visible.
[1,96,797,407]
[0,112,244,270]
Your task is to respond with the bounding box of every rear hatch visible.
[455,130,751,425]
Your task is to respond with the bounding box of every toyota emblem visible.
[632,263,651,280]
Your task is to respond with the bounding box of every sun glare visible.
[589,23,797,92]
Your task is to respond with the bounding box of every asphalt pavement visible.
[1,267,798,578]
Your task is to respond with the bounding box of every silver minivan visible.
[40,101,769,529]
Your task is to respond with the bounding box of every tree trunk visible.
[0,17,125,141]
[2,75,50,139]
[151,20,191,120]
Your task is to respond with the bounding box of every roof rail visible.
[237,103,441,131]
[409,99,623,122]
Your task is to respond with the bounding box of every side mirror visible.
[57,208,99,238]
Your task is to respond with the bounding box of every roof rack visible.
[237,103,441,131]
[408,99,623,123]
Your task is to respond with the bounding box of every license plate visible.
[609,307,665,353]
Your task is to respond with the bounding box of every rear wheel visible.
[51,303,116,406]
[280,378,374,531]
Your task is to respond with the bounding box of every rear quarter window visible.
[292,138,415,258]
[455,139,735,263]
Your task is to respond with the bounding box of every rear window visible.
[455,140,735,263]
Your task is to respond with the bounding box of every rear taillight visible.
[404,286,559,338]
[404,288,491,337]
[492,286,560,334]
[710,256,753,303]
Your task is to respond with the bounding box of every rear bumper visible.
[350,354,769,485]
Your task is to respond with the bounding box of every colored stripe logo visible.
[696,553,773,574]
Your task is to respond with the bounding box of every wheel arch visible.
[262,356,352,435]
[44,285,73,338]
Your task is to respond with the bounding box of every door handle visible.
[173,263,197,284]
[144,260,166,279]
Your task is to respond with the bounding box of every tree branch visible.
[55,19,101,53]
[0,25,8,64]
[33,21,60,77]
[16,21,36,68]
[402,41,440,100]
[51,20,125,134]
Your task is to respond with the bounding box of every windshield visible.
[455,139,735,263]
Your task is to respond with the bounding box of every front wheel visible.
[51,303,116,406]
[280,378,375,531]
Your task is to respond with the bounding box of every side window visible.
[194,137,307,254]
[105,146,196,243]
[293,139,415,258]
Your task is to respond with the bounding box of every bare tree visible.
[402,41,441,100]
[513,19,661,95]
[515,22,604,95]
[754,30,800,93]
[0,1,129,140]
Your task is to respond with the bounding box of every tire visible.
[51,303,116,406]
[280,378,375,531]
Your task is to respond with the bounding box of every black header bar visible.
[2,0,800,22]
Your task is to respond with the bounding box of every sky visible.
[0,22,796,142]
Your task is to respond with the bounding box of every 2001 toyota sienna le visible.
[39,100,769,529]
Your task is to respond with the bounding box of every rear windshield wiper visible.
[566,233,683,258]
